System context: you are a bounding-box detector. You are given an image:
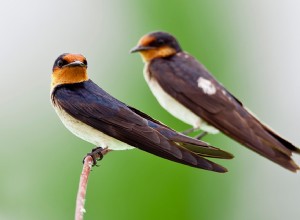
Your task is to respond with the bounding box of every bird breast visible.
[52,103,134,150]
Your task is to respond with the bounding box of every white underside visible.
[53,105,134,150]
[144,65,218,134]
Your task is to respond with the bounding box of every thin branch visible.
[75,148,111,220]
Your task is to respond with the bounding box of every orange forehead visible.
[63,54,86,63]
[139,35,155,46]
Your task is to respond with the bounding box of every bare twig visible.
[75,148,111,220]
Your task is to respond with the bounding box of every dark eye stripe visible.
[149,39,165,47]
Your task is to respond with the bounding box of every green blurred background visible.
[1,1,300,219]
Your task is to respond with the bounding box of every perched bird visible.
[131,31,300,172]
[50,53,233,172]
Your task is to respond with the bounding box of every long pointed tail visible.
[220,116,300,172]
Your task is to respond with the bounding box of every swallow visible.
[131,31,300,172]
[50,53,234,172]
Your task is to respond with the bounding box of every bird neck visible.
[51,67,88,90]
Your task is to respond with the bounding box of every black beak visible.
[130,45,155,53]
[65,61,86,68]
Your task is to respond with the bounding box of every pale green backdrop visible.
[0,1,299,220]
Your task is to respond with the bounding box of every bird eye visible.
[83,59,88,66]
[157,39,165,45]
[57,59,64,68]
[149,39,165,47]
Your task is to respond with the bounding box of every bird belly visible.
[53,105,134,150]
[144,67,218,134]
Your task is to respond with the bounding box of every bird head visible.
[51,53,88,90]
[130,31,182,62]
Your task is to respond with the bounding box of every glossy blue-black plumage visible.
[52,79,233,172]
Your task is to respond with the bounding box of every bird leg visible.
[195,131,208,140]
[182,127,208,140]
[182,127,197,135]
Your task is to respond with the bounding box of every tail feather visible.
[163,132,234,171]
[246,110,300,171]
[262,124,300,154]
[170,134,234,159]
[220,126,300,172]
[181,142,234,159]
[140,139,229,173]
[200,105,300,172]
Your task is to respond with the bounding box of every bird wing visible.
[52,80,231,172]
[148,54,299,171]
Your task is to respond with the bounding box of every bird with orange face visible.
[50,53,233,172]
[131,31,300,172]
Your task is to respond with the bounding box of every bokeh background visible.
[1,1,300,220]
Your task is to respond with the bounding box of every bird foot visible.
[83,147,104,166]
